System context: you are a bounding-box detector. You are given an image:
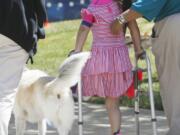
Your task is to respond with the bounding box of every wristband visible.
[116,15,127,25]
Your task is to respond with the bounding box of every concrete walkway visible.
[9,103,168,135]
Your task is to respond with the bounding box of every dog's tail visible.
[57,52,90,87]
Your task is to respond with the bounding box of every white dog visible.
[14,52,90,135]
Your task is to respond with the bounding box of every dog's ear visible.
[57,52,90,87]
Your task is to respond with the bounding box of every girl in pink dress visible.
[71,0,143,134]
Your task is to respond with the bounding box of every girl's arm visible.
[72,25,90,54]
[127,20,143,57]
[70,8,94,54]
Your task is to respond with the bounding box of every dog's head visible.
[43,78,72,102]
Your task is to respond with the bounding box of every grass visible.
[28,20,92,75]
[28,19,163,110]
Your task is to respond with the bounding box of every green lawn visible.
[28,19,163,110]
[28,20,92,75]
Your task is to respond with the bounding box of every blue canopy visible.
[46,0,91,22]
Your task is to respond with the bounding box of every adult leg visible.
[105,97,121,135]
[0,43,28,135]
[152,13,180,135]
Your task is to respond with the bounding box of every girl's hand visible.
[68,50,81,57]
[135,48,146,59]
[110,19,123,35]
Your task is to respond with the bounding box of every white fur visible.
[14,52,90,135]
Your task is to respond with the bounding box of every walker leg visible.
[135,89,140,135]
[78,78,83,135]
[134,68,140,135]
[145,56,157,135]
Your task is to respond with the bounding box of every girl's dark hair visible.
[114,0,132,34]
[122,0,132,11]
[114,0,132,11]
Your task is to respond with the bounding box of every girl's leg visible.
[105,97,121,135]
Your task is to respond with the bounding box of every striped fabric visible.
[82,1,133,97]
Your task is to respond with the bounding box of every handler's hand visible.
[110,19,123,35]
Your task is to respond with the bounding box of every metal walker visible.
[77,51,158,135]
[134,52,157,135]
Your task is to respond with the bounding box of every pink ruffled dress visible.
[81,0,133,98]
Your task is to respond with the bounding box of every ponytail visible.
[114,0,132,11]
[122,0,132,11]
